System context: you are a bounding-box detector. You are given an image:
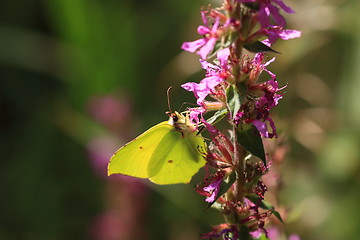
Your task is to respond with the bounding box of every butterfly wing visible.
[148,130,206,184]
[108,122,172,179]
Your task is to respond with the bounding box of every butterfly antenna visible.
[178,101,198,112]
[166,86,173,115]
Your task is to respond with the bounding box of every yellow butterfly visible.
[108,111,206,184]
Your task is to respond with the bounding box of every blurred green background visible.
[0,0,359,239]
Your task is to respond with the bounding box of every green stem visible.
[231,2,246,204]
[233,124,246,203]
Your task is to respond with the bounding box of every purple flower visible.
[217,47,231,68]
[196,171,226,203]
[252,79,286,138]
[182,48,230,104]
[234,110,245,125]
[182,77,223,105]
[203,176,222,203]
[253,119,269,137]
[202,117,220,136]
[267,227,280,240]
[237,0,295,28]
[250,50,276,82]
[181,12,221,59]
[289,234,301,240]
[250,229,262,238]
[188,107,206,126]
[263,26,301,44]
[258,79,286,109]
[252,118,276,138]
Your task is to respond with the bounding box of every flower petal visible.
[198,25,210,35]
[181,39,206,52]
[217,48,230,69]
[253,119,269,138]
[197,37,216,59]
[273,0,295,14]
[268,3,286,27]
[278,29,302,40]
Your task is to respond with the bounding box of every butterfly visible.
[107,111,207,184]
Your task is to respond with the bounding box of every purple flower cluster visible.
[180,0,301,239]
[182,48,230,105]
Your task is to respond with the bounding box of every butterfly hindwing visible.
[148,129,206,184]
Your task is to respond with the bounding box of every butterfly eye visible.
[172,115,179,122]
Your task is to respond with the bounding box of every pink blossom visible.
[267,227,280,240]
[202,117,220,136]
[237,0,294,28]
[263,26,301,44]
[250,229,262,238]
[253,119,270,138]
[252,118,277,138]
[251,51,276,80]
[182,76,223,105]
[196,171,225,203]
[188,107,206,126]
[203,176,222,203]
[289,234,301,240]
[181,48,230,104]
[252,79,286,138]
[181,13,221,59]
[258,79,286,109]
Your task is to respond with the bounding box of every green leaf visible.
[206,108,228,125]
[227,85,241,120]
[227,31,240,47]
[258,234,269,240]
[246,194,284,223]
[238,225,251,240]
[271,209,284,223]
[236,124,266,164]
[244,41,279,53]
[208,171,237,207]
[243,2,260,11]
[236,81,248,98]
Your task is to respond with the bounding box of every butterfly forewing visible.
[108,122,172,179]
